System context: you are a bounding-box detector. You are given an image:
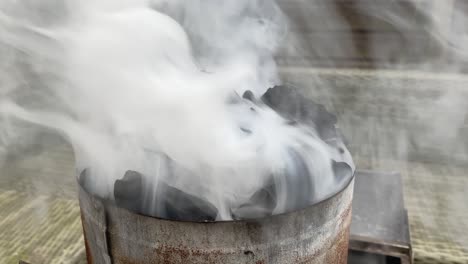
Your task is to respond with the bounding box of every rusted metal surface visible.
[79,178,354,264]
[78,180,112,264]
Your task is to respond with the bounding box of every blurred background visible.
[1,0,467,263]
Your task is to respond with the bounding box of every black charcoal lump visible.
[98,85,354,221]
[114,170,218,221]
[261,85,338,140]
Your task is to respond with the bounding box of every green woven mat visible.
[407,170,468,264]
[0,131,85,264]
[0,190,85,263]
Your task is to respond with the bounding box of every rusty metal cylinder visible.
[79,176,354,264]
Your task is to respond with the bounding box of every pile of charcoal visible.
[80,85,354,221]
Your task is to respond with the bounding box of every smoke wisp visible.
[0,0,354,221]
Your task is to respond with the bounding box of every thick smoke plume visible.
[0,0,353,220]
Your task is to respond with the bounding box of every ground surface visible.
[1,68,467,264]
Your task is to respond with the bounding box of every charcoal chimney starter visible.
[79,176,353,264]
[78,86,355,263]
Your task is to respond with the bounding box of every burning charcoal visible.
[242,90,255,102]
[233,146,318,219]
[303,101,338,141]
[114,170,143,213]
[261,85,337,140]
[261,85,302,120]
[113,170,217,221]
[232,180,277,220]
[155,182,218,221]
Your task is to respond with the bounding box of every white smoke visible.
[0,0,350,220]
